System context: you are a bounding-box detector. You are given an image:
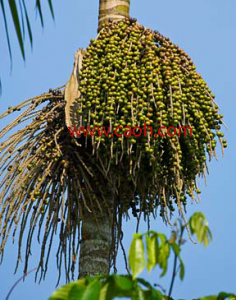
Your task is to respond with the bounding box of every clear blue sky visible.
[0,0,236,299]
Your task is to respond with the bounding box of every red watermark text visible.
[68,123,192,138]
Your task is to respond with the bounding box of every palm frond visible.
[47,0,54,19]
[35,0,43,27]
[18,0,25,40]
[0,0,54,61]
[0,0,12,63]
[21,0,33,47]
[8,0,25,60]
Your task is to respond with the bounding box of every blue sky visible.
[0,0,236,299]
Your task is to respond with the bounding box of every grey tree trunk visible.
[78,209,112,278]
[78,0,131,279]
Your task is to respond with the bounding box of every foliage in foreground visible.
[49,275,235,300]
[49,213,235,300]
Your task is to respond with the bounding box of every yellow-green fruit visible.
[75,17,226,215]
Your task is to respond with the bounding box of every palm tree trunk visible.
[78,209,112,278]
[78,0,131,279]
[98,0,130,31]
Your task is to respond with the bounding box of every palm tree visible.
[0,0,226,284]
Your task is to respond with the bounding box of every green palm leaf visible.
[35,0,43,27]
[18,0,25,39]
[0,0,12,62]
[0,0,54,61]
[8,0,25,60]
[47,0,54,19]
[22,0,33,47]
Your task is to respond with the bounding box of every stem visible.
[168,251,178,298]
[5,268,37,300]
[98,0,131,32]
[78,208,112,278]
[168,226,185,298]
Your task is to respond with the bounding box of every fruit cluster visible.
[0,17,227,280]
[75,17,226,219]
[0,91,98,281]
[0,88,119,280]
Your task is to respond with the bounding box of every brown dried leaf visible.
[65,48,85,133]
